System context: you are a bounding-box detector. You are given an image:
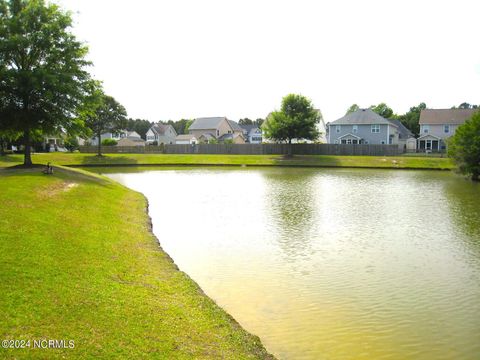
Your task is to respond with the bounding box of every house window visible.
[444,125,450,133]
[381,141,385,144]
[216,130,219,136]
[346,139,352,144]
[371,124,380,133]
[423,125,430,134]
[341,139,347,144]
[352,125,358,133]
[336,125,341,133]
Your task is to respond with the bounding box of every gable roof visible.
[175,134,197,140]
[330,109,395,126]
[227,120,243,132]
[388,119,414,139]
[419,109,477,125]
[151,123,176,136]
[189,117,227,130]
[239,124,260,132]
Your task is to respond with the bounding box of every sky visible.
[55,0,480,123]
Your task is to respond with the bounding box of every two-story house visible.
[89,130,140,146]
[240,125,263,144]
[417,109,477,152]
[146,123,177,145]
[188,117,245,144]
[327,109,403,146]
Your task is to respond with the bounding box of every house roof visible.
[419,109,477,125]
[388,119,414,139]
[329,109,396,126]
[175,134,197,140]
[198,133,216,140]
[227,120,243,132]
[126,131,141,138]
[189,117,227,130]
[239,124,259,133]
[218,132,244,141]
[152,123,175,135]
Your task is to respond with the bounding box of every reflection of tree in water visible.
[443,179,480,249]
[262,169,319,261]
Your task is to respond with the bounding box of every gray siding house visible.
[417,109,477,152]
[327,109,404,146]
[146,124,177,145]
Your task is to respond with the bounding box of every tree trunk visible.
[0,140,5,156]
[23,129,32,166]
[287,138,293,157]
[97,131,102,156]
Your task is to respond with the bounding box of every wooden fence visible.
[79,144,401,156]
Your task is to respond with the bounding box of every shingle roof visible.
[175,134,196,140]
[330,109,395,125]
[239,124,258,132]
[189,117,226,130]
[419,109,477,125]
[388,119,414,139]
[152,124,172,135]
[227,120,243,132]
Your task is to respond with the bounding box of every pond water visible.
[100,167,480,359]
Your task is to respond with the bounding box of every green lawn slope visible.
[0,166,273,359]
[0,153,454,170]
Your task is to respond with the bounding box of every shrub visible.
[102,138,118,146]
[449,111,480,181]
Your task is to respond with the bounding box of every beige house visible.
[175,134,197,144]
[117,137,145,147]
[188,117,245,143]
[146,124,177,145]
[418,109,477,152]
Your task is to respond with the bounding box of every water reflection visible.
[262,169,318,261]
[101,167,480,360]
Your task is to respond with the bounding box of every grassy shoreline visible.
[0,153,454,170]
[0,165,274,359]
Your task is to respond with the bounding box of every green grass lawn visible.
[0,152,455,170]
[0,166,273,359]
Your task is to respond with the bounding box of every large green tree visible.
[398,102,426,136]
[448,111,480,181]
[370,103,395,119]
[346,104,360,115]
[263,94,319,154]
[83,93,127,156]
[126,118,152,139]
[0,0,92,165]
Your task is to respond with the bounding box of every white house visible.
[89,130,140,146]
[146,123,177,145]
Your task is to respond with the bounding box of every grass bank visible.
[0,166,273,359]
[0,153,454,170]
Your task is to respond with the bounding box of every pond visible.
[98,167,480,359]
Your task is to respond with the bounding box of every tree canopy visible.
[83,93,127,156]
[0,0,92,165]
[369,103,395,119]
[398,102,426,136]
[346,104,360,115]
[263,94,319,147]
[448,111,480,181]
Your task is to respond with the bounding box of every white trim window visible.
[422,125,430,134]
[444,125,450,133]
[336,125,341,133]
[371,124,380,133]
[352,125,358,133]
